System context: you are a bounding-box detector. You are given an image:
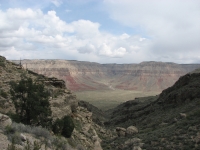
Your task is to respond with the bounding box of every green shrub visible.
[7,132,22,145]
[52,118,64,135]
[10,77,52,128]
[0,90,8,98]
[8,113,20,123]
[7,139,42,150]
[62,116,75,138]
[73,119,82,132]
[8,123,51,140]
[4,125,22,145]
[7,138,20,150]
[52,116,74,138]
[0,62,5,67]
[5,125,16,134]
[51,137,70,150]
[5,122,76,150]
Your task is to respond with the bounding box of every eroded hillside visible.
[12,59,200,92]
[0,56,111,150]
[103,69,200,149]
[4,56,200,150]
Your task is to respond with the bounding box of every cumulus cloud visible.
[98,44,127,57]
[1,0,199,64]
[78,44,95,54]
[0,8,146,62]
[103,0,200,63]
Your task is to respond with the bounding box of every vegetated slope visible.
[103,70,200,150]
[78,100,106,125]
[12,59,200,92]
[0,55,109,150]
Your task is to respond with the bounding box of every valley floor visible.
[75,90,160,110]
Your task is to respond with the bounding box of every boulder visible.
[133,146,142,150]
[0,113,12,128]
[20,133,27,142]
[179,113,187,118]
[126,126,138,136]
[100,129,106,134]
[125,138,142,145]
[116,127,126,137]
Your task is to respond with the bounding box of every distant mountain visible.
[12,59,200,92]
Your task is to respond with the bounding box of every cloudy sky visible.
[0,0,200,64]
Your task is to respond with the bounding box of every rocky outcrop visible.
[0,113,12,128]
[116,127,126,137]
[133,146,142,150]
[116,126,139,137]
[12,59,200,92]
[71,106,104,150]
[0,55,105,150]
[126,126,138,136]
[78,101,106,125]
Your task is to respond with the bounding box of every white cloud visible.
[98,44,127,57]
[114,47,126,57]
[139,38,145,42]
[51,0,62,7]
[0,8,146,63]
[1,1,199,64]
[104,0,200,63]
[98,43,112,56]
[78,44,95,54]
[120,33,130,40]
[71,20,101,39]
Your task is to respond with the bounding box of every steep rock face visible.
[12,60,200,92]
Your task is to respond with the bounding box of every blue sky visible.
[0,0,200,64]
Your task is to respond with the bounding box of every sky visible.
[0,0,200,64]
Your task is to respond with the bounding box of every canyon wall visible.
[13,60,200,92]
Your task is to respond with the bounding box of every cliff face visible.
[13,60,200,92]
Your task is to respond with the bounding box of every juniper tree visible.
[10,76,52,128]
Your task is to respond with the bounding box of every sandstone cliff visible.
[12,60,200,92]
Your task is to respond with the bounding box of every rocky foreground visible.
[1,56,200,150]
[0,56,109,150]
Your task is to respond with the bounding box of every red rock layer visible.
[13,60,200,92]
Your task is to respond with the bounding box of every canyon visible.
[1,56,200,149]
[13,59,200,92]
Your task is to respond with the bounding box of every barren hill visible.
[12,59,200,92]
